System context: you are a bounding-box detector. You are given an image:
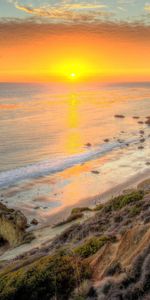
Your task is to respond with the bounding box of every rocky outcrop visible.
[0,202,31,247]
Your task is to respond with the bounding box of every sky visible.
[0,0,150,82]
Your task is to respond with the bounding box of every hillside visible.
[1,180,150,299]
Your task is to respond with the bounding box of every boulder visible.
[0,203,29,247]
[31,218,38,225]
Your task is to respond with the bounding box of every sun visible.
[70,73,77,79]
[54,60,88,80]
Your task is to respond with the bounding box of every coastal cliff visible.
[1,181,150,299]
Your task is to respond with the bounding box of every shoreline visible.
[1,168,150,262]
[34,167,150,228]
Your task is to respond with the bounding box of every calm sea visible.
[0,81,150,222]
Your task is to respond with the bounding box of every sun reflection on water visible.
[65,93,83,154]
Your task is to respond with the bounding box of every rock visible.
[117,139,124,143]
[85,143,92,147]
[138,121,144,124]
[146,162,150,165]
[139,130,144,134]
[91,170,100,174]
[31,218,38,225]
[138,146,144,149]
[140,138,145,143]
[104,139,109,143]
[15,211,27,230]
[0,203,30,247]
[34,206,40,210]
[114,114,125,118]
[133,116,140,119]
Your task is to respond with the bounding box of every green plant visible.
[0,252,91,300]
[104,190,144,213]
[71,207,91,214]
[129,206,141,217]
[92,204,104,211]
[74,236,111,258]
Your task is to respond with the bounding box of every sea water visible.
[0,81,150,224]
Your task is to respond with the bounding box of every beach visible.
[1,82,150,298]
[0,81,150,259]
[1,170,150,262]
[1,175,150,299]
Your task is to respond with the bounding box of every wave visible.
[0,140,134,189]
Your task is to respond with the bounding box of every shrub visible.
[74,236,112,258]
[71,207,91,214]
[0,252,91,300]
[92,204,104,211]
[129,206,141,217]
[103,190,144,213]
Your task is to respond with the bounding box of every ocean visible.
[0,81,150,224]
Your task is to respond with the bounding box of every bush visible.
[103,190,144,213]
[71,207,91,214]
[0,252,91,300]
[129,206,141,217]
[74,236,112,258]
[92,204,104,211]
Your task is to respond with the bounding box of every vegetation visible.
[71,207,91,214]
[0,188,149,300]
[53,212,84,227]
[74,236,115,258]
[129,205,141,217]
[103,190,144,213]
[100,244,150,300]
[0,252,91,300]
[92,204,104,211]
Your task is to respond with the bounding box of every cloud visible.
[0,18,150,46]
[9,0,112,23]
[6,0,150,25]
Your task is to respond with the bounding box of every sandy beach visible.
[1,169,150,263]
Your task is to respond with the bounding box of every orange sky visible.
[0,22,150,82]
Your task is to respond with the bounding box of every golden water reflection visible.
[65,93,83,154]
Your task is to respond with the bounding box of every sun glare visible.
[70,73,76,79]
[54,60,88,81]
